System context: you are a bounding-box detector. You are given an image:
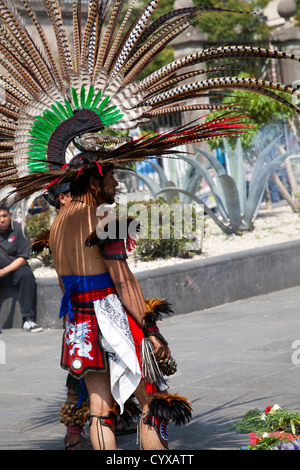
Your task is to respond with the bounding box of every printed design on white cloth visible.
[99,295,133,340]
[94,294,141,414]
[65,318,93,361]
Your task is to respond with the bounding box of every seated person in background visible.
[0,203,43,332]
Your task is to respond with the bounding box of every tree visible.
[193,0,271,42]
[134,0,273,80]
[206,84,295,150]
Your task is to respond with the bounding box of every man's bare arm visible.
[103,258,170,360]
[104,257,146,322]
[0,257,26,278]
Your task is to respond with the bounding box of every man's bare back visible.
[49,200,107,279]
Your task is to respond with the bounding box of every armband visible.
[147,330,168,346]
[85,216,139,259]
[99,240,128,260]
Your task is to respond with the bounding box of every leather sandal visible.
[64,435,93,450]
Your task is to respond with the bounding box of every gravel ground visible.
[32,202,300,278]
[201,202,300,257]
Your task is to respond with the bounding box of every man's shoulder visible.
[11,220,21,229]
[10,221,25,235]
[9,222,30,244]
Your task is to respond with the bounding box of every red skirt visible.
[61,301,107,379]
[61,288,155,394]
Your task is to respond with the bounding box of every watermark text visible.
[96,196,204,252]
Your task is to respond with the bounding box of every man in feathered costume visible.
[0,0,299,450]
[49,159,181,450]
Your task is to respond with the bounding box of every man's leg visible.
[84,369,117,450]
[11,265,42,331]
[12,265,36,322]
[61,374,92,450]
[134,380,168,450]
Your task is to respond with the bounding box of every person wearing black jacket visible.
[0,203,42,332]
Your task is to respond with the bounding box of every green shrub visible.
[26,210,50,240]
[25,197,203,266]
[126,197,203,261]
[26,210,54,267]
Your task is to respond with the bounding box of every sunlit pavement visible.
[1,285,300,450]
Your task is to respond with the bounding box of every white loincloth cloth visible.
[94,294,141,414]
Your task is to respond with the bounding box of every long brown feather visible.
[141,76,299,115]
[72,0,81,73]
[82,0,99,66]
[22,0,64,89]
[111,0,160,77]
[0,0,53,87]
[93,0,124,76]
[103,0,136,74]
[42,0,73,81]
[121,14,195,85]
[137,5,253,47]
[0,52,39,97]
[138,45,300,92]
[0,25,49,89]
[101,0,125,70]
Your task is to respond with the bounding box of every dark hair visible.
[68,152,113,197]
[43,192,62,210]
[0,202,9,212]
[44,182,70,209]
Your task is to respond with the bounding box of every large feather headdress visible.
[0,0,299,205]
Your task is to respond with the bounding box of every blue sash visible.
[59,272,114,320]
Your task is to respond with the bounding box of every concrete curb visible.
[136,238,300,314]
[1,239,300,329]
